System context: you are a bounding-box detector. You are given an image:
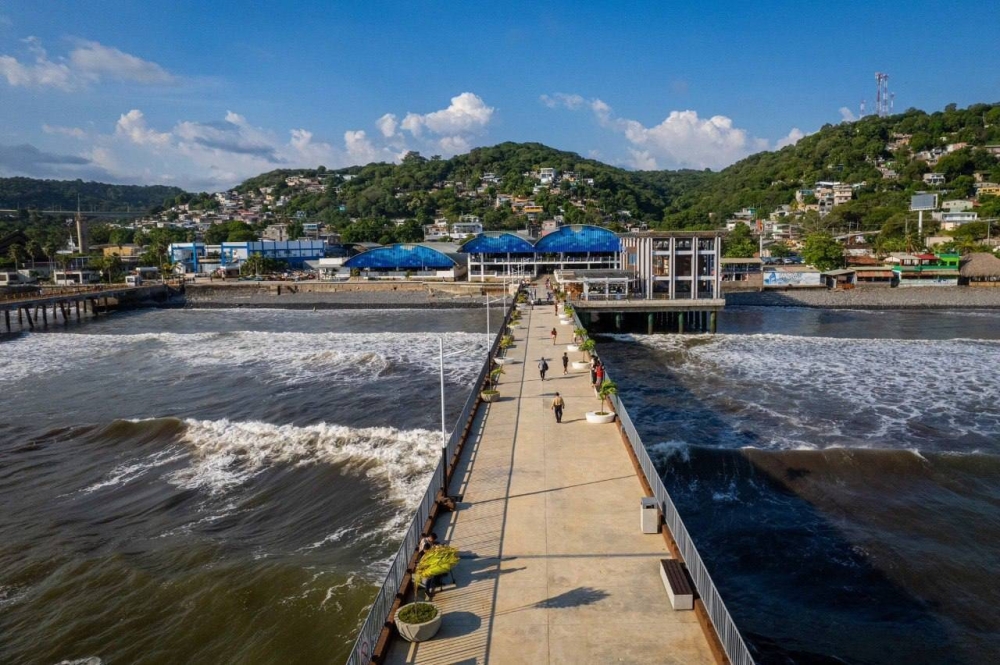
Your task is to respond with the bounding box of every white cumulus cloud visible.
[344,130,379,164]
[400,92,494,137]
[776,127,805,149]
[0,36,173,90]
[116,109,171,146]
[376,113,398,138]
[544,92,804,170]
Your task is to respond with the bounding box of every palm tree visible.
[43,241,58,283]
[8,244,26,272]
[25,240,40,269]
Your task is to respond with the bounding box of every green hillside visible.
[237,143,711,232]
[661,102,1000,229]
[0,177,186,213]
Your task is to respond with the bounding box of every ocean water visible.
[598,308,1000,664]
[0,307,494,665]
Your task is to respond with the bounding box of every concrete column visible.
[615,313,622,331]
[678,312,685,334]
[24,306,34,329]
[710,311,717,334]
[648,312,654,335]
[18,307,23,325]
[75,301,81,320]
[41,305,48,327]
[4,309,10,332]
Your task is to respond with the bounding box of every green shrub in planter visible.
[596,379,618,415]
[398,602,439,624]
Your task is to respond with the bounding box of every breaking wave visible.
[0,330,486,385]
[80,417,441,509]
[627,333,1000,452]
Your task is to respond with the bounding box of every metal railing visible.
[571,305,753,665]
[601,364,755,665]
[346,291,517,665]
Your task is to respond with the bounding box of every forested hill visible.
[660,102,1000,228]
[237,143,712,229]
[0,177,185,212]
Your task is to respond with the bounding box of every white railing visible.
[581,308,754,665]
[345,293,517,665]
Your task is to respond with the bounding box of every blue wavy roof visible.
[461,232,536,255]
[534,225,621,254]
[343,244,456,270]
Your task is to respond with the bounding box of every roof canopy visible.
[462,232,535,255]
[343,244,456,270]
[535,225,621,254]
[960,252,1000,278]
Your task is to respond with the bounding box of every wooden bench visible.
[660,559,694,610]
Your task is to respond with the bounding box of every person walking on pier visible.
[589,356,599,385]
[538,357,549,381]
[551,392,565,423]
[562,351,569,375]
[550,327,557,345]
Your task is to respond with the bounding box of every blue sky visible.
[0,0,997,191]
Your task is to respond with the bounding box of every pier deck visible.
[385,291,715,664]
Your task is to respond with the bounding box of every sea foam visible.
[0,330,487,385]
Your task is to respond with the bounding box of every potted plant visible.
[586,379,618,424]
[499,334,514,350]
[395,602,442,642]
[489,365,505,386]
[579,338,596,359]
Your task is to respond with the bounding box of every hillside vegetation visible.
[0,177,185,212]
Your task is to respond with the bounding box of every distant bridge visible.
[0,209,147,218]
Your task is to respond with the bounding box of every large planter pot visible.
[481,390,500,403]
[395,602,443,642]
[494,357,507,365]
[566,344,580,352]
[559,319,573,325]
[571,361,590,371]
[585,411,616,424]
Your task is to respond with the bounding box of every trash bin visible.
[641,497,660,534]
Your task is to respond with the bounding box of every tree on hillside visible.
[723,224,757,258]
[802,232,844,271]
[287,219,304,240]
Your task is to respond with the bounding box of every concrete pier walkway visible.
[385,288,715,665]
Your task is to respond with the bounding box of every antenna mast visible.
[875,72,890,117]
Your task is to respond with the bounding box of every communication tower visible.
[860,100,866,117]
[875,72,890,117]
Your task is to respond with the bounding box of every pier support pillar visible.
[18,307,23,325]
[678,313,685,334]
[41,305,48,327]
[24,307,34,329]
[75,301,81,321]
[4,309,10,332]
[710,311,717,334]
[647,312,654,335]
[615,313,622,331]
